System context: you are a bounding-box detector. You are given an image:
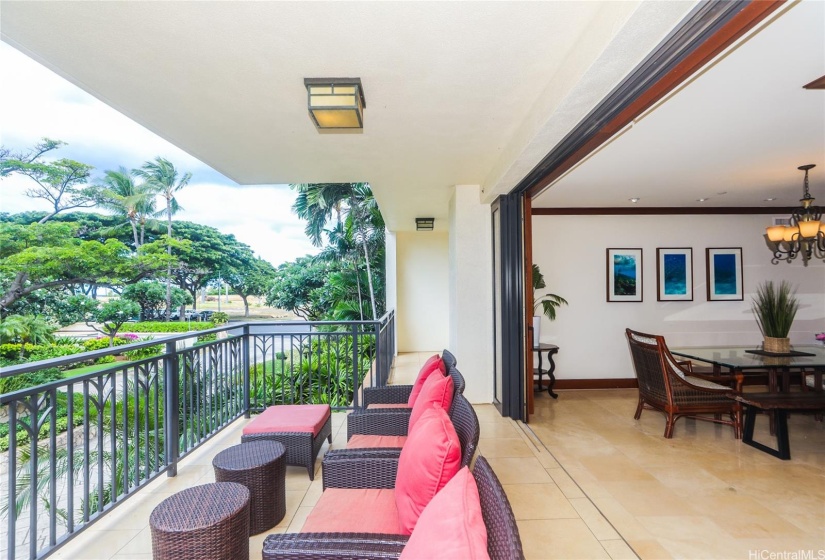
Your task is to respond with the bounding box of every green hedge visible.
[124,322,215,333]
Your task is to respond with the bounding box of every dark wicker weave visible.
[626,328,740,438]
[150,482,250,560]
[261,455,524,560]
[347,409,410,439]
[326,394,479,488]
[263,533,408,560]
[473,456,525,560]
[363,384,414,407]
[361,349,460,409]
[322,450,402,490]
[242,413,332,480]
[212,441,286,535]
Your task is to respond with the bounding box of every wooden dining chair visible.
[625,328,740,438]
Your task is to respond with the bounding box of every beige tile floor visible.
[51,352,824,560]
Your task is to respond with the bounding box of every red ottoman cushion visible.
[242,404,330,437]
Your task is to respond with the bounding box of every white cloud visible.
[0,42,317,266]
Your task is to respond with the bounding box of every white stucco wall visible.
[448,185,494,404]
[395,231,449,352]
[532,214,825,380]
[385,229,398,356]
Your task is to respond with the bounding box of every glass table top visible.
[670,345,825,370]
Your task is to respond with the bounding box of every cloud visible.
[0,42,316,266]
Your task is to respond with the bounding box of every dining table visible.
[670,345,825,456]
[670,344,825,394]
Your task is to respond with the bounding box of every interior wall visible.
[395,231,449,352]
[532,214,825,380]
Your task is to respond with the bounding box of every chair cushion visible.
[400,467,489,560]
[347,434,408,449]
[366,403,411,410]
[242,404,330,437]
[300,488,401,534]
[407,355,446,406]
[395,406,461,535]
[408,371,454,431]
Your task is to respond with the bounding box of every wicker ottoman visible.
[212,441,287,535]
[150,482,250,560]
[241,404,332,480]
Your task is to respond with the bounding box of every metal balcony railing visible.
[0,311,395,560]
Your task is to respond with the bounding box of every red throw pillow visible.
[394,406,462,535]
[399,467,489,560]
[407,355,446,406]
[408,369,454,432]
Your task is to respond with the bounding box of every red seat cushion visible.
[347,434,407,449]
[394,406,461,535]
[300,488,402,534]
[407,355,446,406]
[400,467,489,560]
[242,404,330,437]
[408,371,454,432]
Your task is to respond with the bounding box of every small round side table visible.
[150,481,250,560]
[212,440,287,535]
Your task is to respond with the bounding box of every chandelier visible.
[765,164,825,264]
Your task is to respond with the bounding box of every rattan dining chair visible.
[626,328,740,438]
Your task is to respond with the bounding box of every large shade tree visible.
[0,222,171,316]
[224,251,277,317]
[0,138,99,223]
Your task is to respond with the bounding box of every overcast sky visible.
[0,42,318,266]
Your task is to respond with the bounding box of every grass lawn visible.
[62,361,127,378]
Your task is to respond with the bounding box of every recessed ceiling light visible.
[764,197,777,201]
[696,198,709,202]
[629,197,640,203]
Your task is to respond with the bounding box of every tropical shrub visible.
[82,336,132,351]
[122,339,163,360]
[211,312,229,324]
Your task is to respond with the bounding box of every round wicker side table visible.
[150,481,250,560]
[212,440,287,535]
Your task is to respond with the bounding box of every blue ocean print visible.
[663,254,687,295]
[713,254,737,295]
[613,255,636,296]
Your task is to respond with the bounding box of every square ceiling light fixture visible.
[415,218,435,231]
[304,78,365,129]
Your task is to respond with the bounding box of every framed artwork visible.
[706,247,743,301]
[657,248,693,301]
[606,248,643,302]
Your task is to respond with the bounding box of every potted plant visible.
[532,264,568,348]
[751,280,799,354]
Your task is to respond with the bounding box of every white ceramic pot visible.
[532,315,541,348]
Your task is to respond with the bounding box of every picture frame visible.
[606,248,643,302]
[656,248,693,301]
[706,247,743,301]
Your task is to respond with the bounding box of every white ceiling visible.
[0,0,698,231]
[534,0,825,209]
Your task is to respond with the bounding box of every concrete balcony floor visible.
[53,353,825,560]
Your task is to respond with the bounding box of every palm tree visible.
[292,182,384,319]
[0,315,56,357]
[135,158,191,321]
[96,167,156,249]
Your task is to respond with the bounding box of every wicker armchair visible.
[262,456,524,560]
[324,393,480,489]
[626,328,740,438]
[347,364,466,439]
[361,350,459,408]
